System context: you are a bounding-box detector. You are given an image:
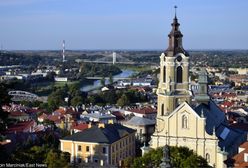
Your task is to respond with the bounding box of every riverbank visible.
[80,69,136,92]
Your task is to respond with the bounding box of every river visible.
[80,69,136,92]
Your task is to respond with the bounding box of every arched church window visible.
[161,104,164,116]
[206,153,210,163]
[163,66,166,83]
[176,66,183,83]
[182,115,188,129]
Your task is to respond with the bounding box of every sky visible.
[0,0,247,50]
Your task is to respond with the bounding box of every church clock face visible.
[176,55,182,62]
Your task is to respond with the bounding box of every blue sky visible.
[0,0,247,50]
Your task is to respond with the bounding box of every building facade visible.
[60,123,136,166]
[150,12,245,168]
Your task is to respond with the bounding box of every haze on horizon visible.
[0,0,247,50]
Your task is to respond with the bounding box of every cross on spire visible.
[174,5,178,18]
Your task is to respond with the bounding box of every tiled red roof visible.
[240,142,248,148]
[232,142,248,167]
[26,108,46,114]
[72,123,88,131]
[129,106,157,115]
[47,115,63,123]
[9,111,28,117]
[211,92,237,99]
[220,101,234,108]
[55,107,75,115]
[38,113,48,119]
[4,120,35,134]
[129,86,152,92]
[112,111,125,121]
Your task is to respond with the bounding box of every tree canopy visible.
[0,83,10,131]
[123,146,210,168]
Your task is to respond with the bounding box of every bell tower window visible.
[176,66,183,83]
[161,104,164,116]
[163,66,166,83]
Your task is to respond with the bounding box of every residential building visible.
[60,123,136,166]
[4,120,37,134]
[8,111,30,121]
[71,123,89,133]
[54,77,68,82]
[132,78,153,87]
[81,112,116,124]
[123,116,155,142]
[124,106,157,120]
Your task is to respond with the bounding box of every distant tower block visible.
[113,52,117,64]
[62,40,66,62]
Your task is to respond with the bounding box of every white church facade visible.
[151,9,246,168]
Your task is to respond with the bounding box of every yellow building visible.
[60,123,136,166]
[151,10,246,168]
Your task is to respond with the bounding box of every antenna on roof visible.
[62,40,66,62]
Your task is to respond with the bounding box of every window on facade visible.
[103,147,106,154]
[86,146,90,152]
[182,115,188,129]
[78,145,82,151]
[161,104,164,116]
[206,153,210,163]
[176,66,183,83]
[163,66,166,83]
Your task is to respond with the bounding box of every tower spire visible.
[174,5,177,19]
[164,6,189,57]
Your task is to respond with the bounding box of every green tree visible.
[45,149,69,168]
[0,83,10,131]
[100,77,106,86]
[100,91,117,105]
[117,94,130,107]
[109,74,113,84]
[70,96,83,106]
[124,146,210,168]
[47,89,66,111]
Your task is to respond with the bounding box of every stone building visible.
[60,123,136,166]
[151,9,245,168]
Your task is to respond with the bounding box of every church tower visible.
[157,7,191,117]
[151,7,245,167]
